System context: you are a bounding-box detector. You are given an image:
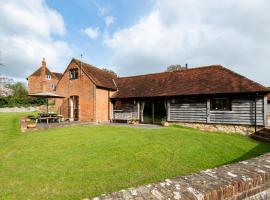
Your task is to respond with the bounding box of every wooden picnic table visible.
[31,114,63,124]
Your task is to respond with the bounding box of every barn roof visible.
[112,65,269,99]
[72,58,117,90]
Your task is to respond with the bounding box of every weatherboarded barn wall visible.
[168,99,207,123]
[113,102,139,120]
[168,96,267,126]
[209,98,264,125]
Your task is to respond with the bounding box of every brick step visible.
[250,133,270,142]
[254,130,270,138]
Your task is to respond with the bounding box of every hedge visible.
[0,96,46,108]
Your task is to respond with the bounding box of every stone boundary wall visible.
[91,153,270,200]
[171,122,260,136]
[0,105,58,113]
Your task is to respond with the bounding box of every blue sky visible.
[46,0,155,70]
[1,0,270,85]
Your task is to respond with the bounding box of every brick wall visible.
[55,60,96,122]
[96,88,110,122]
[27,59,59,94]
[91,153,270,200]
[28,75,59,94]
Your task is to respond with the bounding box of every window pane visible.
[210,98,231,111]
[70,68,78,79]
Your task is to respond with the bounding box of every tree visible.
[8,82,28,98]
[166,65,187,72]
[0,76,13,97]
[102,68,118,77]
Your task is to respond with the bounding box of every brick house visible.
[28,58,270,126]
[27,58,62,94]
[55,58,116,122]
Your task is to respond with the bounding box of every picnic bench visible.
[30,113,63,124]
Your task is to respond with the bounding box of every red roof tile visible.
[73,59,117,90]
[28,67,62,80]
[112,65,269,98]
[52,72,62,80]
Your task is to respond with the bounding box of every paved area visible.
[101,122,163,129]
[27,121,163,131]
[90,153,270,200]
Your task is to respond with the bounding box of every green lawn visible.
[1,113,270,200]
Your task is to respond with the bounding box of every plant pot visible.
[27,124,36,128]
[162,122,169,127]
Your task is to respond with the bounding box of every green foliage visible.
[0,81,46,107]
[8,82,28,97]
[0,113,270,199]
[0,96,46,107]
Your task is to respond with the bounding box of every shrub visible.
[0,96,46,108]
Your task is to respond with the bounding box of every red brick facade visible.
[27,58,61,94]
[54,59,115,122]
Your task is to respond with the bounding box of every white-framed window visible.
[46,74,51,80]
[70,68,78,79]
[51,84,56,91]
[210,98,232,111]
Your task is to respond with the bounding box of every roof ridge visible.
[72,58,117,90]
[27,65,52,77]
[218,65,269,91]
[116,65,222,80]
[73,58,107,73]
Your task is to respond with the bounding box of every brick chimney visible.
[40,58,46,79]
[40,58,47,92]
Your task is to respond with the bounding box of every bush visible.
[0,80,47,108]
[0,96,46,108]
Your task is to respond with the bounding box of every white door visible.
[70,97,74,120]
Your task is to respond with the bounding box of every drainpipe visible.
[254,94,258,133]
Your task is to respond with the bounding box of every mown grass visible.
[0,112,270,200]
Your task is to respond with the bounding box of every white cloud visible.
[83,27,99,40]
[95,4,115,28]
[105,16,115,27]
[97,6,109,17]
[0,0,72,80]
[104,0,270,85]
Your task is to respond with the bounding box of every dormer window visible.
[70,68,78,80]
[46,75,51,80]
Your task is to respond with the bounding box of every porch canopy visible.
[28,92,64,113]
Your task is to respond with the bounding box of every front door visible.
[70,96,79,121]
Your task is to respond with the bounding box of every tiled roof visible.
[28,67,50,77]
[28,67,62,80]
[112,65,269,99]
[52,72,62,80]
[73,58,117,90]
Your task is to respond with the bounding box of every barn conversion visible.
[27,58,270,127]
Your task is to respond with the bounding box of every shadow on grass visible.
[224,140,270,165]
